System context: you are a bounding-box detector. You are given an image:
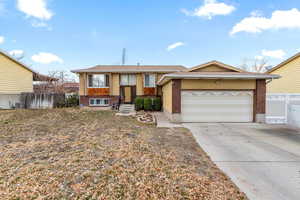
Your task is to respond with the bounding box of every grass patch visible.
[0,108,247,200]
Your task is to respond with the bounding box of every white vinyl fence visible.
[287,105,300,128]
[266,94,300,125]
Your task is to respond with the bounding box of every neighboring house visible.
[72,61,279,123]
[267,52,300,93]
[266,52,300,124]
[0,50,55,109]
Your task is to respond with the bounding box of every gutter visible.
[158,74,281,86]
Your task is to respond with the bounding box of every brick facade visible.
[254,80,266,123]
[172,80,181,113]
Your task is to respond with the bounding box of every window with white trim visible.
[144,74,156,87]
[120,74,136,86]
[88,74,109,88]
[89,98,109,106]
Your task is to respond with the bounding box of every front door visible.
[121,86,136,104]
[124,87,132,103]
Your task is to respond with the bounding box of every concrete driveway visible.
[183,123,300,200]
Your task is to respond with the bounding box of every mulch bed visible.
[0,109,247,200]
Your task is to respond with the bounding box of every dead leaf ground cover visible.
[0,109,247,200]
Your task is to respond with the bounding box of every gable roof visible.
[72,65,187,73]
[188,60,246,73]
[267,52,300,73]
[158,71,280,85]
[0,49,58,81]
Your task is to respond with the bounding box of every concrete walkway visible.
[184,123,300,200]
[153,112,182,128]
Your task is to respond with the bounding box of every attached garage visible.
[158,61,280,123]
[181,91,253,122]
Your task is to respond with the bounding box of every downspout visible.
[266,78,273,84]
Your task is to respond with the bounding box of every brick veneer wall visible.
[254,80,266,122]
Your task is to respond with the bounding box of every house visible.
[0,50,56,109]
[267,52,300,93]
[71,65,186,106]
[72,61,279,123]
[266,52,300,124]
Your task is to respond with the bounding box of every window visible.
[88,74,109,88]
[144,74,156,87]
[120,74,136,86]
[89,98,109,106]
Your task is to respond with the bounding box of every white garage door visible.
[181,91,253,122]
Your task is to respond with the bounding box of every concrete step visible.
[118,104,136,116]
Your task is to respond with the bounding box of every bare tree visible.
[34,70,78,94]
[240,57,269,73]
[48,70,77,83]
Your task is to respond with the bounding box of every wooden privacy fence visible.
[266,93,300,124]
[20,93,65,109]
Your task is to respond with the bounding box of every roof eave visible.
[267,52,300,73]
[189,60,246,73]
[71,70,183,73]
[158,74,281,86]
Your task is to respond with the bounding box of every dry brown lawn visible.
[0,109,247,200]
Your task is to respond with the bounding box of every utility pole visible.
[122,48,126,65]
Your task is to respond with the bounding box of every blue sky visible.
[1,0,300,75]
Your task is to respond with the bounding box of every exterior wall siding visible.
[136,74,143,96]
[268,56,300,93]
[79,73,86,96]
[191,65,234,72]
[0,53,33,94]
[181,79,256,90]
[87,88,110,96]
[162,81,172,113]
[80,72,165,99]
[112,73,120,96]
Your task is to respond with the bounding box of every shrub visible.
[135,97,144,111]
[144,98,152,111]
[65,94,79,107]
[153,97,162,111]
[56,94,79,108]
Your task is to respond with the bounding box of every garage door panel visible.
[182,100,252,105]
[181,91,253,122]
[182,105,252,113]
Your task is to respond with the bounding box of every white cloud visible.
[31,52,63,64]
[31,20,52,30]
[182,0,235,19]
[259,49,286,59]
[17,0,53,20]
[231,8,300,35]
[9,50,24,58]
[0,36,4,44]
[167,42,185,51]
[254,55,264,60]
